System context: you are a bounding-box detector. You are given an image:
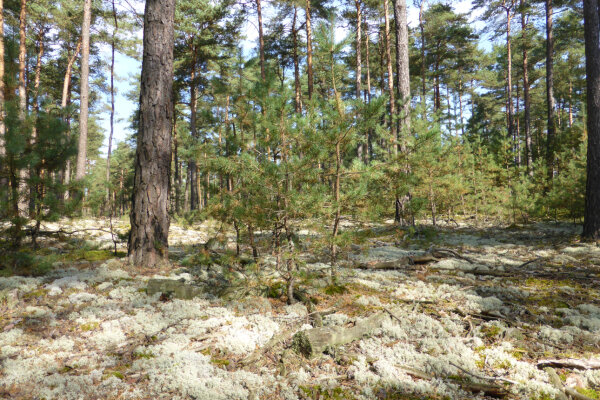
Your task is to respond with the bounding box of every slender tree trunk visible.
[459,74,465,136]
[383,0,396,153]
[364,22,371,104]
[173,102,180,214]
[18,0,26,122]
[506,8,514,146]
[521,0,533,176]
[364,20,372,163]
[61,38,82,196]
[516,79,521,167]
[568,79,573,127]
[30,29,44,214]
[355,0,362,103]
[106,0,117,204]
[257,0,265,82]
[583,0,600,239]
[355,0,363,160]
[76,0,92,181]
[128,0,175,267]
[0,0,4,161]
[306,0,314,100]
[189,45,199,210]
[292,7,302,113]
[61,39,82,109]
[419,0,426,113]
[17,0,28,216]
[545,0,556,179]
[32,30,43,141]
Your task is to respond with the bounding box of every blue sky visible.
[98,0,482,156]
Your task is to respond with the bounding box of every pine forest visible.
[1,0,600,399]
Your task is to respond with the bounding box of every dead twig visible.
[537,358,600,370]
[449,361,519,385]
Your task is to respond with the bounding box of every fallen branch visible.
[449,361,519,385]
[292,312,389,358]
[240,323,301,367]
[538,358,600,370]
[431,247,475,264]
[516,257,545,269]
[394,364,509,398]
[356,247,476,270]
[545,367,595,400]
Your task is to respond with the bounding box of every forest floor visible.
[1,218,600,400]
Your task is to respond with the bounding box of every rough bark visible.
[392,0,411,142]
[545,0,556,179]
[128,0,175,267]
[392,0,411,224]
[583,0,600,239]
[75,0,92,181]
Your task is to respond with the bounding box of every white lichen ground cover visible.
[1,220,600,399]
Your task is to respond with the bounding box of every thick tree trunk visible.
[383,0,396,153]
[106,0,117,204]
[17,0,28,216]
[545,0,556,179]
[521,0,533,176]
[392,0,411,141]
[392,0,411,225]
[305,0,314,100]
[128,0,175,267]
[583,0,600,239]
[257,0,265,82]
